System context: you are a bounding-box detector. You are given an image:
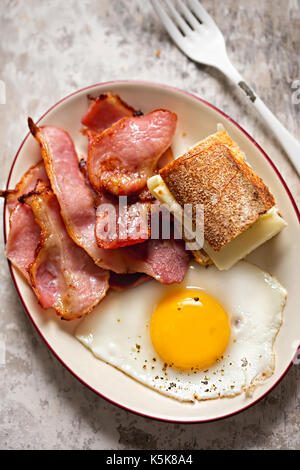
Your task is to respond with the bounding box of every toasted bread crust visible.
[159,132,275,251]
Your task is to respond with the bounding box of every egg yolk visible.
[150,289,230,370]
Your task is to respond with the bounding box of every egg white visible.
[75,261,287,402]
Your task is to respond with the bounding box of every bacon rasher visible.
[125,238,190,285]
[81,93,135,134]
[1,161,49,212]
[6,203,41,282]
[87,110,177,196]
[24,185,109,320]
[1,162,49,281]
[95,191,151,249]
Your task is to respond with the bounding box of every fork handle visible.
[220,61,300,176]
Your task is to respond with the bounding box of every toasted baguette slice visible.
[147,129,287,270]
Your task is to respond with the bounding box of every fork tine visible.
[176,0,203,32]
[186,0,218,28]
[165,0,192,36]
[151,0,184,44]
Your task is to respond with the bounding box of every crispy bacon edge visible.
[23,184,110,320]
[87,109,177,196]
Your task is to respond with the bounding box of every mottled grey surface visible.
[0,0,299,450]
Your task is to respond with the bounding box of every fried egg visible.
[76,261,287,402]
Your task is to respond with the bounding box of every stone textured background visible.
[0,0,299,450]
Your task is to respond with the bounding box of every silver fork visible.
[151,0,300,176]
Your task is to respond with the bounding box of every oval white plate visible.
[4,81,300,423]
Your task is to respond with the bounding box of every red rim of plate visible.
[3,80,300,424]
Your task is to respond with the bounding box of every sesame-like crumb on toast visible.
[159,131,275,252]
